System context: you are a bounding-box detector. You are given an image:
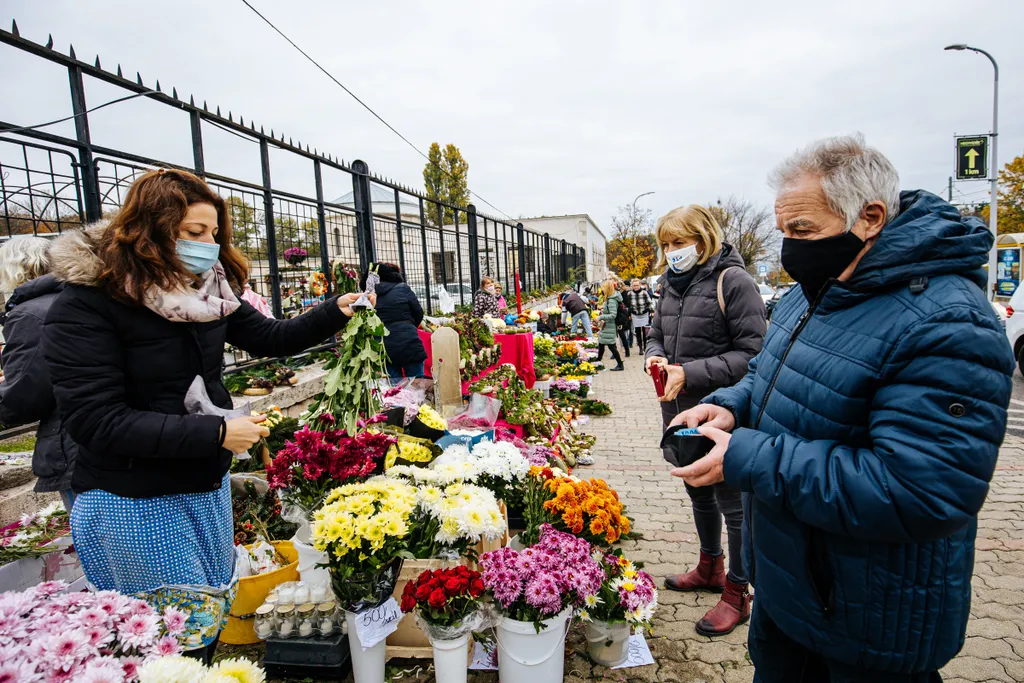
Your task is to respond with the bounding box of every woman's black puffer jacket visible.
[42,223,350,498]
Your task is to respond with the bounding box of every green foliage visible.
[422,142,470,225]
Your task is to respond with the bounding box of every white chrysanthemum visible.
[471,441,529,481]
[137,655,208,683]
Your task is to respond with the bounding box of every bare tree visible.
[707,196,779,274]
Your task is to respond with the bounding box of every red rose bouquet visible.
[267,424,395,516]
[400,566,487,636]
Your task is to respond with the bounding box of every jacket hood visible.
[5,273,63,311]
[846,191,990,293]
[48,221,110,288]
[375,281,398,296]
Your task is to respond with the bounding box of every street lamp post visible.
[946,44,999,300]
[631,191,655,221]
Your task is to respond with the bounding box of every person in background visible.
[43,169,369,664]
[364,262,426,381]
[646,204,766,637]
[0,235,81,511]
[473,276,500,317]
[561,287,592,337]
[615,279,633,355]
[596,279,625,371]
[240,280,273,318]
[494,281,508,315]
[674,135,1012,681]
[625,278,654,354]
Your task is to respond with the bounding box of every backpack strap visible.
[717,266,739,315]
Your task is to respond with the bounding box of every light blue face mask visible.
[176,239,221,275]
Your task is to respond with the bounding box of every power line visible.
[0,91,159,135]
[237,0,514,220]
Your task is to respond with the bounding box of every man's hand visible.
[671,424,730,487]
[338,292,376,317]
[659,364,685,402]
[645,356,667,376]
[669,403,736,432]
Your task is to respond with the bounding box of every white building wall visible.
[519,214,608,283]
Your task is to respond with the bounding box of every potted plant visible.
[481,525,603,683]
[400,566,487,683]
[581,548,658,666]
[283,246,308,266]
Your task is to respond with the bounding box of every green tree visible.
[979,152,1024,235]
[274,216,321,261]
[227,196,261,260]
[422,142,470,225]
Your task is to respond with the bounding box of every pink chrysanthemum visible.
[117,613,160,650]
[147,635,182,658]
[161,606,189,636]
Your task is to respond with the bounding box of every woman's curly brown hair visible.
[97,168,249,305]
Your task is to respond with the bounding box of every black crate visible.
[263,632,351,681]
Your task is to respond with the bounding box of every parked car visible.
[765,285,793,321]
[758,283,775,305]
[1003,289,1024,375]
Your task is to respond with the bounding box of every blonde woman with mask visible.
[646,204,766,637]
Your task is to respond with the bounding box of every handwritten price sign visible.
[353,598,403,650]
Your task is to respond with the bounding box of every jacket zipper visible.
[747,281,834,587]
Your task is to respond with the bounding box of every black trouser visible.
[634,325,648,352]
[749,603,942,683]
[618,326,632,354]
[597,343,622,365]
[183,636,219,666]
[660,399,745,583]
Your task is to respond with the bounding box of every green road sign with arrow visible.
[956,135,988,180]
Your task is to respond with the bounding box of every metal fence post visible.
[393,188,406,274]
[259,138,282,317]
[418,197,432,315]
[67,64,101,222]
[350,160,376,270]
[313,159,332,295]
[466,204,480,292]
[189,111,205,177]
[453,209,464,306]
[543,233,552,288]
[516,222,526,298]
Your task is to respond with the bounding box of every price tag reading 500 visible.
[354,598,403,650]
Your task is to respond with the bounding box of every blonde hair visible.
[0,235,52,293]
[654,205,723,271]
[600,279,617,298]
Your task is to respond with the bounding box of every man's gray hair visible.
[0,235,53,293]
[769,133,901,231]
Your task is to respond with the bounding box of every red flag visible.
[515,271,523,315]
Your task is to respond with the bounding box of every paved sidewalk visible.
[580,353,1024,683]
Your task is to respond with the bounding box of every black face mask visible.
[781,231,864,303]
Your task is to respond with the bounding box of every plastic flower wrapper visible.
[0,500,70,564]
[385,434,441,470]
[311,476,417,612]
[446,393,502,430]
[407,404,447,441]
[185,375,253,457]
[401,566,499,644]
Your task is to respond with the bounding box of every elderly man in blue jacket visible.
[672,134,1013,682]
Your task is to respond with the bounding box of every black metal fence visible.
[0,22,584,335]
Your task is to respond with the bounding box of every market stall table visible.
[418,329,536,392]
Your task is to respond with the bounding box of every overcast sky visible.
[2,0,1023,234]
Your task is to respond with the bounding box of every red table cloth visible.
[418,330,536,392]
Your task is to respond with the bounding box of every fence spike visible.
[11,19,19,37]
[189,94,195,106]
[250,121,256,131]
[136,72,143,86]
[46,34,53,49]
[306,144,310,152]
[216,105,221,116]
[228,111,233,122]
[239,116,244,126]
[270,129,275,139]
[94,55,101,69]
[69,44,77,60]
[289,137,293,146]
[203,100,208,111]
[116,64,123,77]
[261,125,265,134]
[172,87,178,100]
[155,79,161,92]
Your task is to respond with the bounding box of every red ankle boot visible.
[664,551,726,592]
[694,579,751,636]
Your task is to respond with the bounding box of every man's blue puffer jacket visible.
[705,190,1014,673]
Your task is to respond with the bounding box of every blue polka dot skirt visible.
[70,474,238,649]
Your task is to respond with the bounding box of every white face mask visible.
[666,244,699,273]
[484,285,496,295]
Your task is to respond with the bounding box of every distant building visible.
[518,214,608,283]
